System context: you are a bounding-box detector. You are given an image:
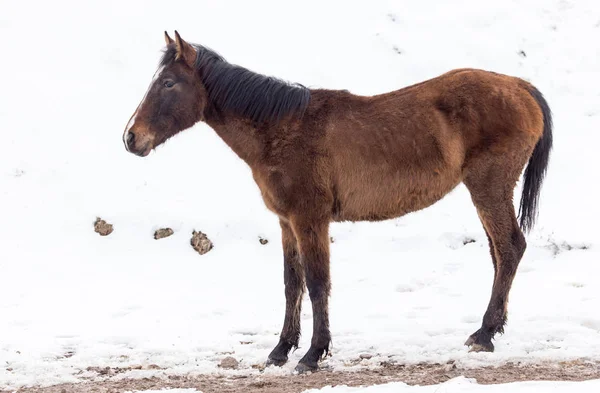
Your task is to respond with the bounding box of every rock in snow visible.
[93,217,113,236]
[190,230,213,255]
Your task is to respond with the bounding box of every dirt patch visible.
[7,361,600,393]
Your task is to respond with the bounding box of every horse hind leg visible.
[463,159,528,352]
[465,201,526,351]
[484,226,498,281]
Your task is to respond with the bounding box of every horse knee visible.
[305,275,330,300]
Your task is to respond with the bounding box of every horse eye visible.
[163,80,175,88]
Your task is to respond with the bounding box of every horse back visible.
[306,69,544,221]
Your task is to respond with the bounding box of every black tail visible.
[519,86,553,233]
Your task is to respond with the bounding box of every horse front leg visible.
[267,219,305,366]
[291,217,331,373]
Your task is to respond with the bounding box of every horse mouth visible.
[133,143,152,157]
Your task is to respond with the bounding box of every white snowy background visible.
[1,0,599,391]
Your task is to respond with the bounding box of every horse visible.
[123,31,552,372]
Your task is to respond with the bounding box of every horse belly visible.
[329,113,466,222]
[333,165,462,222]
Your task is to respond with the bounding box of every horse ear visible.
[174,30,196,67]
[164,31,174,45]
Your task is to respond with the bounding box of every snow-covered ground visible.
[1,0,600,390]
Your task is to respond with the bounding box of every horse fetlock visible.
[296,345,327,373]
[483,309,508,334]
[267,340,294,367]
[311,333,331,356]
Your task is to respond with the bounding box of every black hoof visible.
[468,343,495,353]
[295,360,318,373]
[266,355,288,367]
[465,329,495,352]
[295,345,327,373]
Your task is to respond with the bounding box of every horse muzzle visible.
[123,129,153,157]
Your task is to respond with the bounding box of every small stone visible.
[146,364,161,370]
[6,368,12,372]
[98,366,111,375]
[259,237,269,245]
[219,356,239,369]
[191,230,213,255]
[444,363,457,371]
[94,217,113,236]
[462,237,476,245]
[359,353,373,360]
[154,228,174,240]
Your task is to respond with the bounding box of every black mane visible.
[161,44,310,124]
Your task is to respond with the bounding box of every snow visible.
[1,0,600,391]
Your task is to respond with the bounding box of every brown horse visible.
[123,31,552,372]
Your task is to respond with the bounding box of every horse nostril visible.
[125,131,135,147]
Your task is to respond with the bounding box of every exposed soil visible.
[7,360,600,393]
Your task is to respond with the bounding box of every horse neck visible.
[204,112,264,167]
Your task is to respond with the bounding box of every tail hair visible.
[518,86,553,232]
